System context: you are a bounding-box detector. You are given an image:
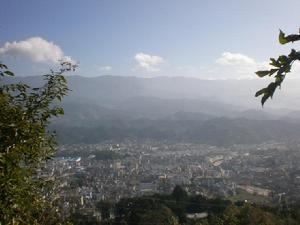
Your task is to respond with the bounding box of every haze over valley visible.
[6,75,300,146]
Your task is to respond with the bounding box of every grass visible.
[227,188,270,204]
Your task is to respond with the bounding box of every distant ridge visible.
[5,75,300,146]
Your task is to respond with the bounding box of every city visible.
[39,140,300,220]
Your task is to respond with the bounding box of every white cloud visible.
[0,37,74,64]
[213,52,268,79]
[99,66,112,71]
[134,52,164,72]
[216,52,256,67]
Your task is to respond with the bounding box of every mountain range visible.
[5,75,300,146]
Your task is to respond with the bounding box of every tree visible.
[0,61,76,224]
[114,197,161,225]
[237,204,285,225]
[96,200,113,221]
[139,206,179,225]
[255,29,300,105]
[171,185,188,202]
[221,204,240,225]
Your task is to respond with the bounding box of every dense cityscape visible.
[39,140,300,221]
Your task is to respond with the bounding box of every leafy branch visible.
[0,61,77,224]
[255,29,300,105]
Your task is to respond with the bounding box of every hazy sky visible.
[1,0,300,79]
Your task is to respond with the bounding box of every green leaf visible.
[279,29,300,44]
[4,70,14,76]
[279,29,288,44]
[255,70,270,77]
[0,63,8,69]
[270,58,281,67]
[275,74,285,84]
[261,94,269,106]
[257,83,278,106]
[267,82,278,98]
[278,55,288,63]
[255,88,267,97]
[56,107,64,115]
[269,69,278,76]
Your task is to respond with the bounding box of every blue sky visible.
[1,0,300,79]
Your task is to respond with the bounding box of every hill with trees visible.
[70,186,300,225]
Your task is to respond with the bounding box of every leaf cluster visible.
[255,29,300,105]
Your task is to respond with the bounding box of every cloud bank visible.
[134,52,164,72]
[213,52,268,79]
[216,52,256,67]
[0,37,74,64]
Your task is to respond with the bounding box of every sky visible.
[1,0,300,79]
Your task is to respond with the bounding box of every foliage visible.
[112,186,232,225]
[255,29,300,105]
[96,200,113,221]
[115,197,162,225]
[138,206,179,225]
[171,185,188,201]
[114,197,179,225]
[0,62,76,224]
[96,187,300,225]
